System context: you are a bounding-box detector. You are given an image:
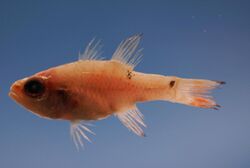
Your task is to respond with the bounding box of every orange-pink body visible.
[33,60,175,121]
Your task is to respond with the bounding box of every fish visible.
[9,34,225,148]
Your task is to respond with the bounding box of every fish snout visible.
[9,80,23,99]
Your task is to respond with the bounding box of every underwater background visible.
[0,0,250,168]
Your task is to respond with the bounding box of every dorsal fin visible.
[79,38,103,61]
[111,34,143,69]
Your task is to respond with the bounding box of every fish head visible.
[9,71,71,119]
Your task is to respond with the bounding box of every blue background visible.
[0,0,250,168]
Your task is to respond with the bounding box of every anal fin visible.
[115,106,146,137]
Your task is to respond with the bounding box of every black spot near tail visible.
[169,80,175,88]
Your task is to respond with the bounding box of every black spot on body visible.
[169,80,175,88]
[127,70,134,79]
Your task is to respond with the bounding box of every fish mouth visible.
[9,81,22,101]
[9,91,20,101]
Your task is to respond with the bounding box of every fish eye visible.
[24,79,45,98]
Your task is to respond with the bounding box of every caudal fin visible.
[174,78,225,110]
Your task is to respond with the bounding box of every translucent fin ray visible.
[115,106,146,137]
[112,34,143,68]
[70,121,95,150]
[79,38,103,60]
[174,79,225,109]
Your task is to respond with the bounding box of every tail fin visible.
[173,78,225,110]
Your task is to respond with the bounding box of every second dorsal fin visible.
[111,34,143,69]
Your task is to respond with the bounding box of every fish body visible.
[32,60,178,121]
[9,34,224,148]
